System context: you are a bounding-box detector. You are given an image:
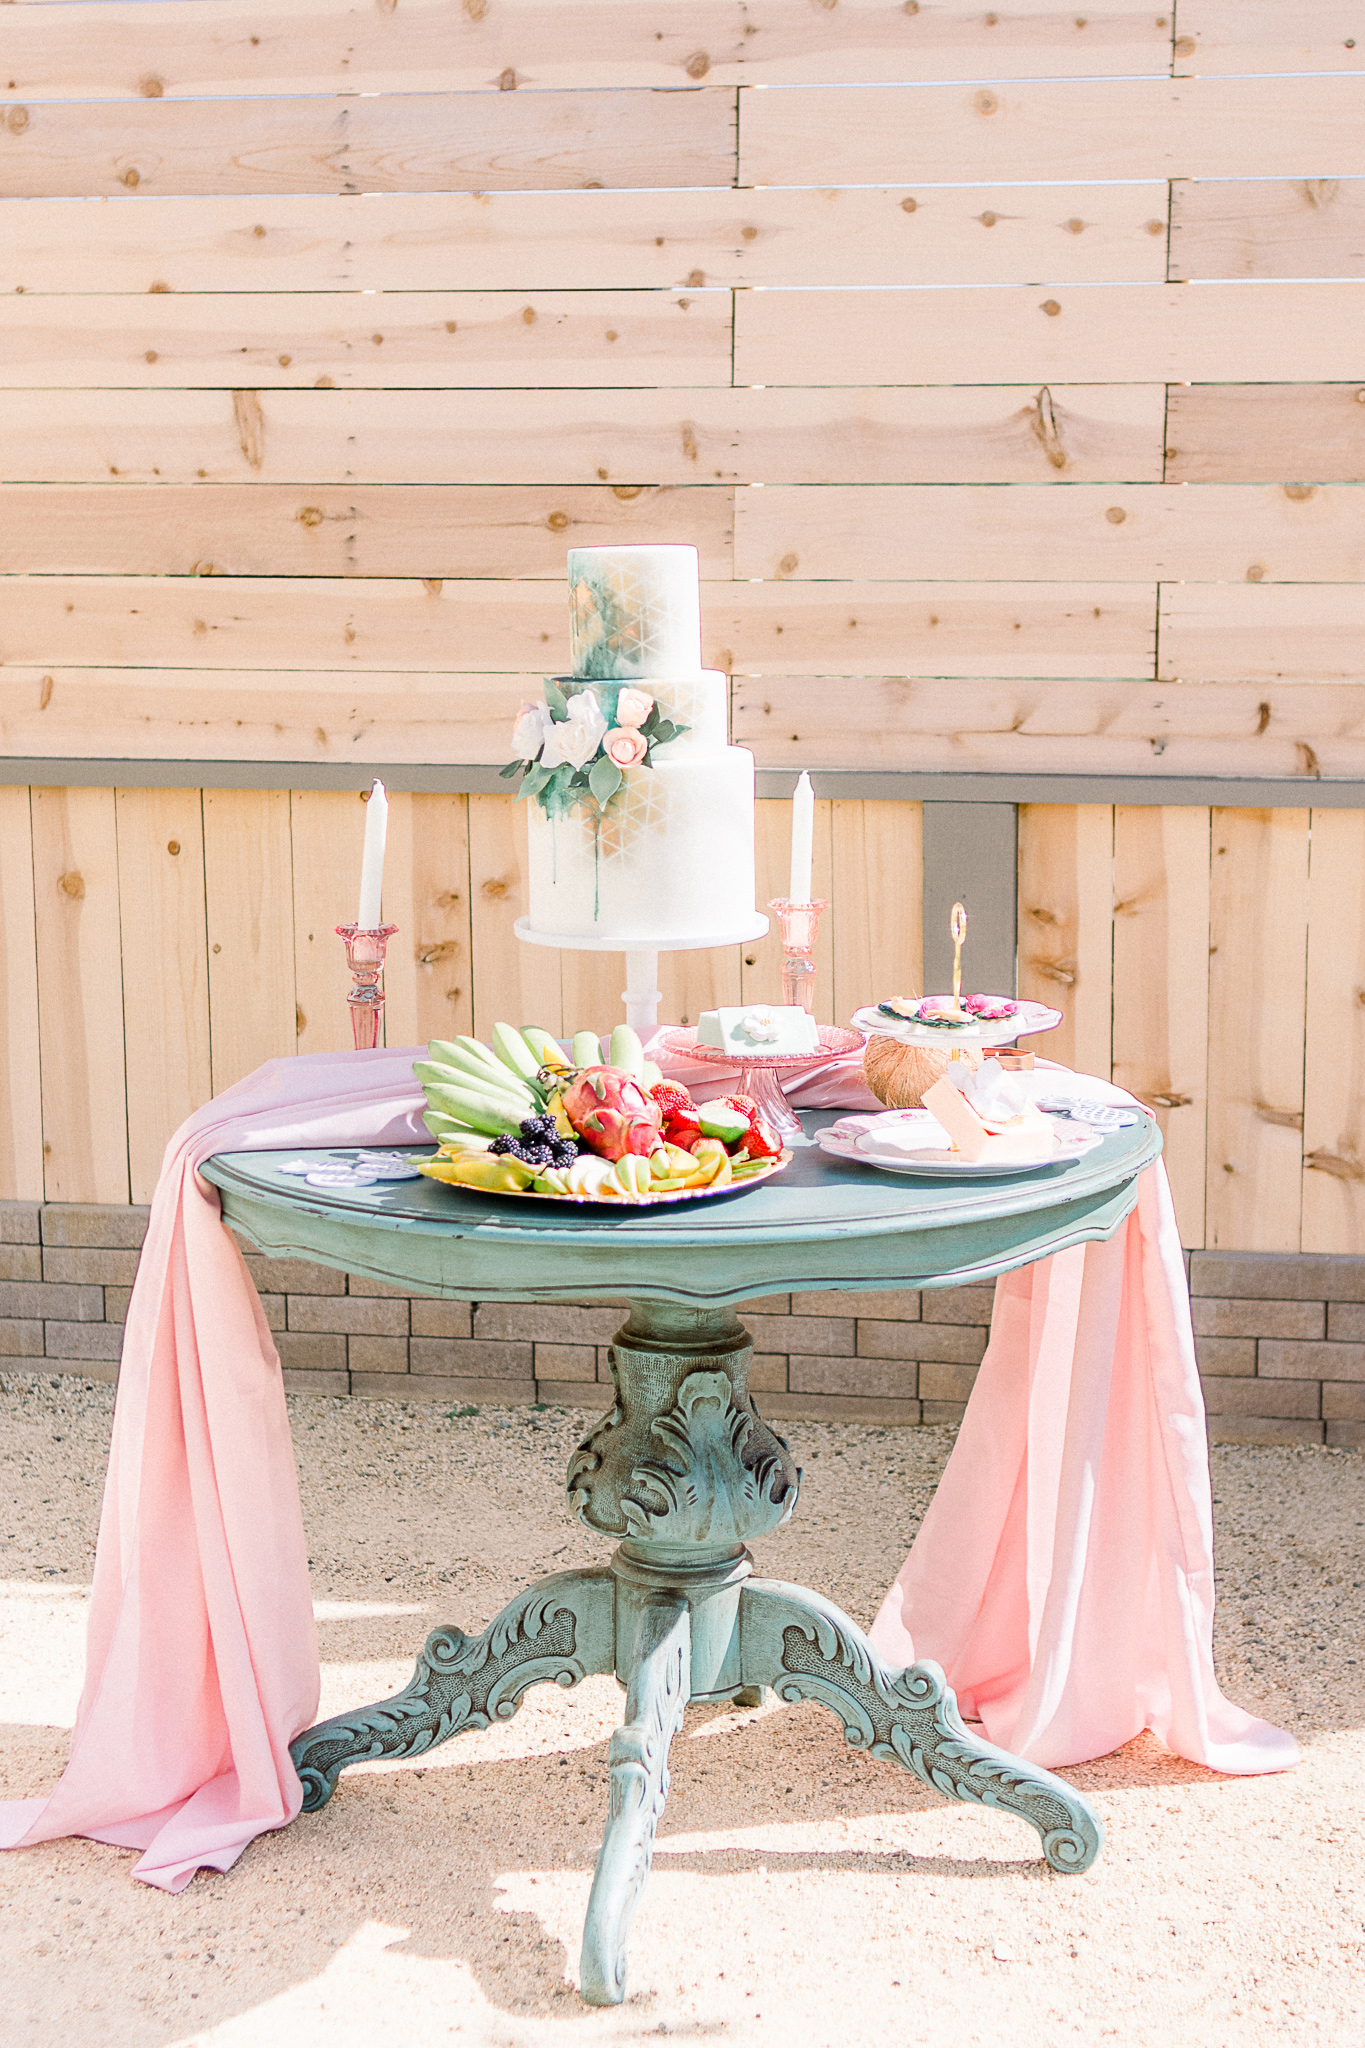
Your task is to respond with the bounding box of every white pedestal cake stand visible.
[514,916,771,1036]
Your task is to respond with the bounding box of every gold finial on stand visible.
[948,902,969,1059]
[950,901,968,1011]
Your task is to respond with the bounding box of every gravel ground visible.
[0,1371,1361,2048]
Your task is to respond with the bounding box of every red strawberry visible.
[649,1080,697,1119]
[743,1117,782,1160]
[665,1111,703,1147]
[717,1093,760,1126]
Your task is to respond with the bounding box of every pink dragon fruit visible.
[563,1066,663,1161]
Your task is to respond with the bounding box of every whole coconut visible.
[863,1034,983,1108]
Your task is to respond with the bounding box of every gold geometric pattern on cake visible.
[569,555,697,680]
[569,765,671,864]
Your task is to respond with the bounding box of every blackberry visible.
[490,1134,518,1156]
[550,1139,578,1168]
[520,1114,559,1142]
[521,1143,558,1167]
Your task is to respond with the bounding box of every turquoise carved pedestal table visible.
[204,1112,1161,2006]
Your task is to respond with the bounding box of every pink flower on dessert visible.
[510,699,548,760]
[614,687,654,729]
[604,726,648,770]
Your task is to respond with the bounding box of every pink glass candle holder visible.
[335,923,398,1050]
[769,898,829,1014]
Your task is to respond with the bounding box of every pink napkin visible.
[0,1036,1293,1895]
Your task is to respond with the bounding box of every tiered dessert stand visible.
[853,998,1065,1061]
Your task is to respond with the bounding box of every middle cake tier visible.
[526,744,755,943]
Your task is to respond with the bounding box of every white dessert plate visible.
[853,999,1063,1049]
[815,1110,1103,1178]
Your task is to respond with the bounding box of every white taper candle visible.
[357,778,388,927]
[788,770,814,903]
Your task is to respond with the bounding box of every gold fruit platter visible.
[419,1150,793,1208]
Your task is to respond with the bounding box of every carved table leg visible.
[292,1299,1100,2015]
[290,1568,615,1812]
[739,1579,1103,1874]
[580,1594,691,2007]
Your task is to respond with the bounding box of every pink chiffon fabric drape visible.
[0,1040,1294,1894]
[0,1048,430,1892]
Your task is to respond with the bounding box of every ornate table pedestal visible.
[289,1301,1103,2006]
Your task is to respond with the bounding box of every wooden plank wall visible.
[2,1,1364,1254]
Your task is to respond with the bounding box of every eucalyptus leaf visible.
[498,759,524,781]
[588,755,625,805]
[543,677,569,719]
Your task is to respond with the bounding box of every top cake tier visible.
[568,544,702,681]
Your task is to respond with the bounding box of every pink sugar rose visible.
[614,687,654,729]
[605,726,648,770]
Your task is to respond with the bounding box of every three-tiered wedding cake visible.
[513,545,759,944]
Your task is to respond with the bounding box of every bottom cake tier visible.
[525,745,756,942]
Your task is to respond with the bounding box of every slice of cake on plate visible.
[921,1073,1058,1165]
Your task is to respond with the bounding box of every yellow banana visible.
[544,1088,576,1138]
[419,1153,534,1193]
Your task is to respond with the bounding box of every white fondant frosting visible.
[527,749,755,942]
[697,1006,820,1055]
[526,546,760,945]
[567,545,702,681]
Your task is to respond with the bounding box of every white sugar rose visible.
[740,1008,780,1043]
[510,699,548,760]
[604,726,648,770]
[545,689,607,770]
[614,687,654,729]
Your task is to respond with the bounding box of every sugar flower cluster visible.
[503,679,687,817]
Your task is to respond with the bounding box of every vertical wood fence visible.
[2,2,1364,1256]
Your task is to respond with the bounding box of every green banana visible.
[491,1021,545,1092]
[428,1036,518,1092]
[420,1081,523,1137]
[453,1033,537,1088]
[572,1030,602,1069]
[520,1025,571,1072]
[424,1114,492,1145]
[415,1055,534,1112]
[609,1024,644,1079]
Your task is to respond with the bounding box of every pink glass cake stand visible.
[655,1023,864,1139]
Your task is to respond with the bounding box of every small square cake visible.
[922,1075,1056,1164]
[697,1005,820,1056]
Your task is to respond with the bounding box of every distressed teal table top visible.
[204,1111,1162,1304]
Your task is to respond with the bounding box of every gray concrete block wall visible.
[0,1204,1361,1447]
